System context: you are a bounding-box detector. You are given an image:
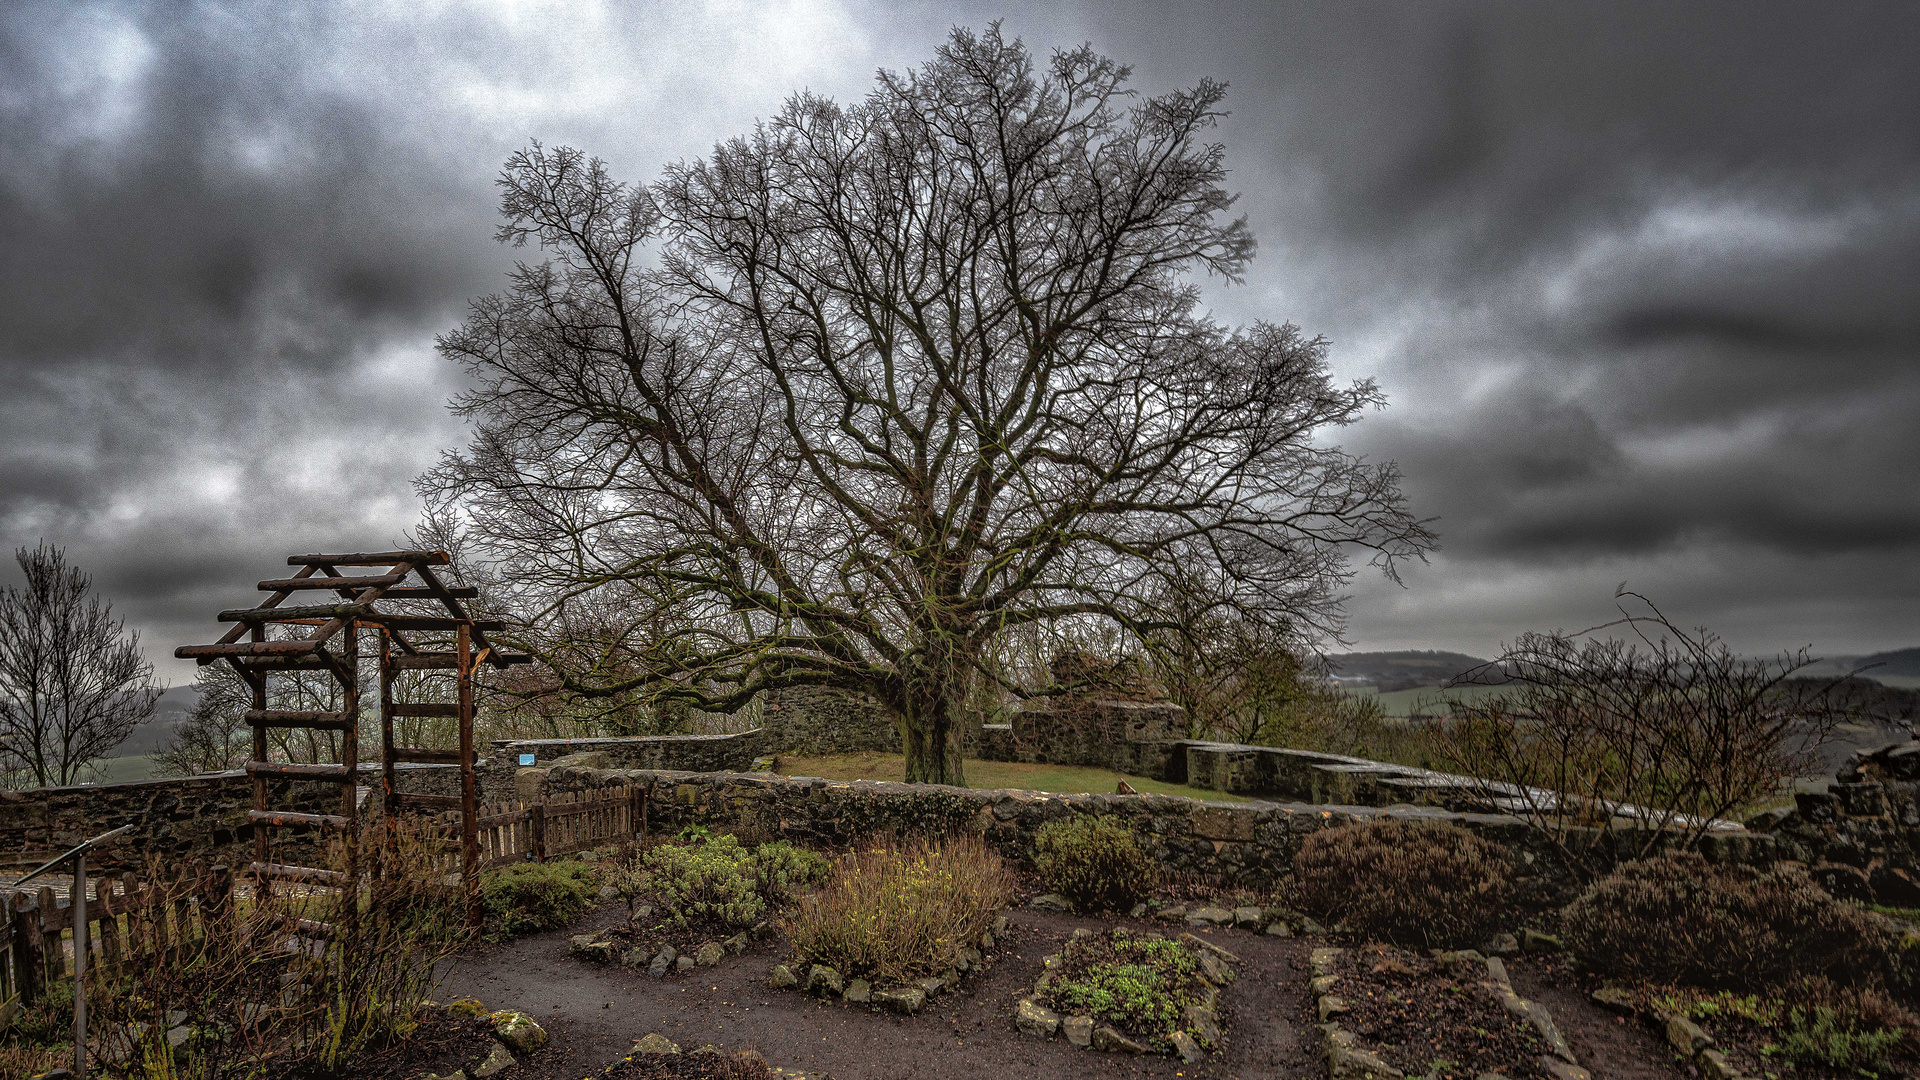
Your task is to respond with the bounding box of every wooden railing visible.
[468,785,645,869]
[0,786,647,1007]
[2,862,232,1007]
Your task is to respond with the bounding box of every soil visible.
[324,1013,500,1080]
[429,901,1321,1079]
[1332,945,1550,1079]
[1503,955,1688,1080]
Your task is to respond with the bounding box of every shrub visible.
[785,834,1015,984]
[1032,815,1158,913]
[1563,850,1899,991]
[1777,1007,1904,1071]
[479,861,599,938]
[1043,928,1212,1052]
[1292,818,1512,947]
[637,833,828,930]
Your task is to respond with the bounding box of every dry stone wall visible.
[0,764,459,873]
[529,764,1778,890]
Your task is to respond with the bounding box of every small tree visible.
[154,662,251,776]
[427,26,1432,785]
[1430,589,1847,876]
[0,543,160,787]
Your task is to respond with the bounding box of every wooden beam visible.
[289,551,449,566]
[219,603,370,623]
[244,710,352,731]
[255,574,406,593]
[247,810,352,831]
[177,640,318,660]
[245,762,352,783]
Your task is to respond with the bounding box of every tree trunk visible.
[899,679,968,787]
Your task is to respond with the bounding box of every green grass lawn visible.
[1346,683,1510,717]
[772,750,1245,802]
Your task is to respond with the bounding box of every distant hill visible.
[111,684,199,756]
[1855,648,1920,679]
[1326,650,1492,692]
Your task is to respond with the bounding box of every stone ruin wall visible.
[14,672,1920,906]
[0,764,462,874]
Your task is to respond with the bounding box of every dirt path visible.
[437,903,1321,1079]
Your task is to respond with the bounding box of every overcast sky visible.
[2,0,1915,683]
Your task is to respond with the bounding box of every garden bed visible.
[1316,944,1573,1080]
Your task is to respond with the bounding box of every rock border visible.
[1308,946,1592,1080]
[569,913,769,976]
[1010,927,1234,1064]
[766,914,1011,1016]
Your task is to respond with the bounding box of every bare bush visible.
[1428,590,1848,875]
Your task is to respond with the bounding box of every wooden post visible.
[341,621,360,924]
[457,622,480,926]
[72,854,88,1080]
[207,865,233,938]
[37,887,62,985]
[244,642,270,900]
[530,803,545,863]
[95,876,121,975]
[11,889,43,1003]
[379,627,397,868]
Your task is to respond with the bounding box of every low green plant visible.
[784,834,1014,984]
[1292,818,1512,948]
[1043,928,1212,1051]
[633,832,827,930]
[1031,816,1157,913]
[1563,850,1899,991]
[1777,1006,1903,1071]
[478,860,599,938]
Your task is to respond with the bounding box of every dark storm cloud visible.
[0,0,1914,673]
[1052,0,1920,651]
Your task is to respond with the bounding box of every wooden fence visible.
[1,861,232,1007]
[0,786,647,1007]
[467,785,646,870]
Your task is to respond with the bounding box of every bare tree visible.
[154,662,251,776]
[1430,590,1848,876]
[426,26,1432,784]
[0,543,160,787]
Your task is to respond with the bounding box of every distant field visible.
[773,751,1245,802]
[1344,683,1509,717]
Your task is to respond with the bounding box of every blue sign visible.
[519,753,536,766]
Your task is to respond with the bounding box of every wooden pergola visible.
[175,550,529,929]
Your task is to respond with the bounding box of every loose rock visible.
[844,979,871,1003]
[472,1042,516,1079]
[807,965,844,996]
[1031,893,1072,912]
[1015,997,1061,1037]
[490,1011,548,1053]
[1091,1025,1151,1054]
[1063,1015,1094,1047]
[1232,906,1263,928]
[768,964,798,988]
[695,941,726,967]
[649,945,677,978]
[1187,906,1234,926]
[1169,1029,1205,1063]
[873,987,926,1015]
[1521,928,1563,954]
[632,1033,681,1054]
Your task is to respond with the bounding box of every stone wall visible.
[977,701,1187,779]
[1746,739,1920,905]
[483,732,766,803]
[528,764,1778,892]
[760,685,900,756]
[0,764,460,872]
